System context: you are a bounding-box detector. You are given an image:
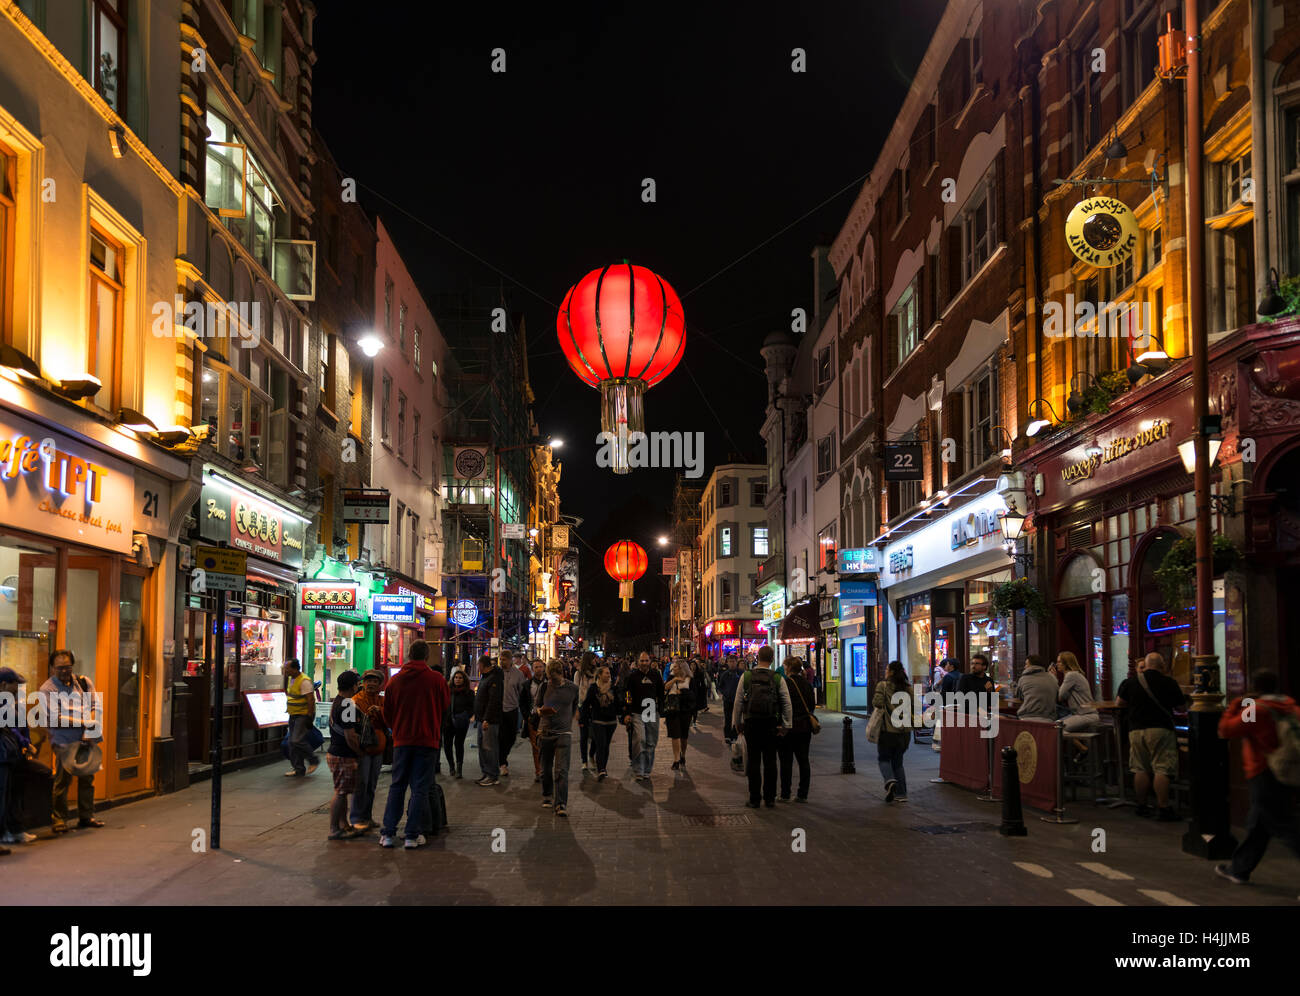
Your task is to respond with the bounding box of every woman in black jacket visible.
[580,666,620,779]
[444,669,474,778]
[778,657,816,802]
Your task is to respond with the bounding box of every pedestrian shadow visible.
[658,772,708,816]
[515,816,597,903]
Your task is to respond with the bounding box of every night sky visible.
[312,0,947,639]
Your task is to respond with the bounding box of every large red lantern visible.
[604,540,648,612]
[557,262,686,473]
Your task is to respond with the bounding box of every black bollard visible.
[840,716,856,774]
[999,745,1028,836]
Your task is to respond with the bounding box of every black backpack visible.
[744,668,781,721]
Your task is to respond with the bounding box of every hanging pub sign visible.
[343,489,390,523]
[198,469,306,568]
[1065,196,1138,268]
[453,447,488,480]
[300,582,359,611]
[551,525,570,550]
[884,442,923,481]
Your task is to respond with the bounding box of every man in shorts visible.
[1116,652,1186,821]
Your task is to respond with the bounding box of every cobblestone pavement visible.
[3,707,1297,906]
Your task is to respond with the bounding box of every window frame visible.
[87,222,125,413]
[381,372,392,444]
[0,141,16,345]
[91,0,127,112]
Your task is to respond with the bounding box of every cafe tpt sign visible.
[1062,418,1173,485]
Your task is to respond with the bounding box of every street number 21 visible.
[142,490,160,517]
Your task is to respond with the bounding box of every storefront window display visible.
[898,593,931,685]
[0,535,57,691]
[966,569,1013,684]
[315,619,355,699]
[240,616,285,691]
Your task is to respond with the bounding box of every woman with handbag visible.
[872,661,912,803]
[443,669,474,778]
[580,665,620,780]
[778,658,817,802]
[665,660,695,771]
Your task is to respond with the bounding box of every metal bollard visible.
[999,746,1028,836]
[840,716,856,774]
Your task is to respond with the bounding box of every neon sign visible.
[450,599,479,628]
[1146,608,1225,633]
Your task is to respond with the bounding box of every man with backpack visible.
[1214,670,1300,886]
[1115,652,1186,821]
[378,640,448,849]
[731,645,791,809]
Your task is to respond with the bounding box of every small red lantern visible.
[557,262,686,473]
[604,540,648,612]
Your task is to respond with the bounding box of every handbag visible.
[866,706,885,744]
[664,692,681,715]
[790,678,821,735]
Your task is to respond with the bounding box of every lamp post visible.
[1181,0,1235,860]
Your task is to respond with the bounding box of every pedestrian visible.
[1214,670,1300,885]
[473,653,504,786]
[873,661,911,803]
[622,650,664,782]
[1052,651,1100,733]
[581,665,619,780]
[718,655,743,745]
[443,669,473,778]
[378,640,448,849]
[690,658,708,724]
[284,657,319,778]
[326,670,365,840]
[348,667,388,830]
[938,658,963,695]
[0,666,38,850]
[1115,651,1186,821]
[779,657,815,803]
[40,650,105,832]
[733,645,791,809]
[526,659,546,781]
[664,659,695,771]
[537,660,580,817]
[1012,654,1058,722]
[497,650,526,778]
[575,652,598,773]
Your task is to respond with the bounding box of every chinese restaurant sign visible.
[198,471,305,568]
[0,411,134,554]
[300,582,359,611]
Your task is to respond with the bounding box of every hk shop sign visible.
[198,472,305,568]
[951,507,1004,551]
[0,411,134,554]
[300,582,359,611]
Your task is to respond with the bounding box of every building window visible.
[720,481,733,506]
[205,108,282,275]
[891,278,920,369]
[752,480,767,506]
[399,301,407,355]
[816,345,832,390]
[0,143,12,341]
[961,164,998,284]
[412,411,421,476]
[409,511,420,576]
[967,30,982,99]
[721,526,732,558]
[319,333,336,408]
[384,274,393,332]
[965,366,997,471]
[753,526,769,558]
[801,477,808,518]
[1143,226,1162,275]
[816,434,835,487]
[91,0,126,111]
[397,391,407,460]
[381,373,391,443]
[394,501,404,569]
[413,327,422,374]
[721,577,733,613]
[1070,29,1103,171]
[88,225,124,411]
[348,361,363,437]
[1121,0,1159,111]
[896,165,909,223]
[1111,252,1135,296]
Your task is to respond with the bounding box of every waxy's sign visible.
[1061,418,1172,485]
[0,413,133,554]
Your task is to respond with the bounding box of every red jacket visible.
[382,661,449,749]
[1219,694,1300,779]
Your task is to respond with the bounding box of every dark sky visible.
[313,0,946,637]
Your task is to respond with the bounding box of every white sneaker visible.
[379,835,395,848]
[404,835,427,849]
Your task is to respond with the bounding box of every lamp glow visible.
[357,334,383,358]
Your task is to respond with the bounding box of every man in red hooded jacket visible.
[1215,671,1300,885]
[378,640,449,849]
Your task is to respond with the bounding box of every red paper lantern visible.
[604,540,648,612]
[557,263,686,473]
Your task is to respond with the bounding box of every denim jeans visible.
[1229,770,1300,879]
[478,722,499,779]
[539,733,572,807]
[778,728,812,800]
[380,745,435,839]
[349,752,383,825]
[722,696,737,742]
[629,716,659,775]
[443,724,468,772]
[877,731,909,796]
[288,714,314,774]
[591,722,615,773]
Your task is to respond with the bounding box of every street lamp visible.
[1025,398,1061,437]
[357,333,384,357]
[1000,498,1033,570]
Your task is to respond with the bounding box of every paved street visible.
[3,708,1296,906]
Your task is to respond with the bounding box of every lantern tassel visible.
[600,379,646,475]
[619,580,633,613]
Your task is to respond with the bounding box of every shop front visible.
[699,618,764,659]
[375,576,442,671]
[183,466,308,765]
[297,558,380,726]
[0,404,186,805]
[879,487,1016,689]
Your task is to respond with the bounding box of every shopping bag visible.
[866,707,885,744]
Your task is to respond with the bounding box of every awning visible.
[779,600,820,642]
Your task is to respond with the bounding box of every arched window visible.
[1058,554,1100,599]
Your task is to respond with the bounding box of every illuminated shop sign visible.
[951,508,1004,550]
[889,546,913,573]
[1062,419,1172,485]
[450,599,479,628]
[300,582,359,610]
[838,548,877,574]
[199,471,306,568]
[370,594,417,623]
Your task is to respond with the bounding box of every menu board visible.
[244,691,289,728]
[0,631,45,690]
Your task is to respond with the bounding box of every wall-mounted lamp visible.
[51,374,103,400]
[1026,398,1061,437]
[108,123,126,159]
[1258,267,1286,317]
[151,425,193,447]
[1177,436,1222,476]
[116,407,158,434]
[1066,372,1096,416]
[987,426,1014,464]
[1084,438,1104,460]
[0,344,41,381]
[357,334,384,357]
